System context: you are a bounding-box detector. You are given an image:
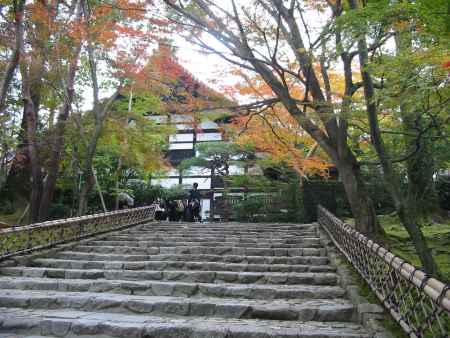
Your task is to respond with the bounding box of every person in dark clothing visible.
[154,198,166,221]
[189,182,201,201]
[188,183,202,222]
[167,199,178,221]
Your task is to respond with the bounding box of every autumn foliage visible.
[229,70,333,177]
[231,108,331,178]
[135,43,234,114]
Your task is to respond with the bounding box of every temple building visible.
[143,43,239,220]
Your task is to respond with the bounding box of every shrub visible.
[233,197,264,222]
[0,199,15,215]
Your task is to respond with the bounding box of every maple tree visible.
[74,0,157,215]
[161,0,450,275]
[17,0,85,222]
[0,0,169,220]
[162,0,384,237]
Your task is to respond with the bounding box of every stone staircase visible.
[0,222,373,337]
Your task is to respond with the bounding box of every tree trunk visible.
[77,124,101,216]
[38,0,84,221]
[71,145,80,216]
[395,27,441,221]
[18,52,45,223]
[404,125,439,220]
[22,85,42,223]
[93,168,107,213]
[115,157,123,210]
[77,171,95,216]
[348,0,440,276]
[336,157,381,237]
[398,205,440,276]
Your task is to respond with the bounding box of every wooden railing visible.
[318,205,450,338]
[0,205,156,261]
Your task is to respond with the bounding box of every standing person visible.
[154,197,166,221]
[188,182,202,222]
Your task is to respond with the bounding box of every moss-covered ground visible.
[377,215,450,282]
[345,215,450,282]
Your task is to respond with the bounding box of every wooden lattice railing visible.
[0,205,156,261]
[318,205,450,338]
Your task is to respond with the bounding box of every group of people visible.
[154,183,202,222]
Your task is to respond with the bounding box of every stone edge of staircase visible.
[316,223,395,338]
[0,221,160,268]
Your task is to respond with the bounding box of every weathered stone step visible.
[84,239,323,248]
[130,224,318,230]
[30,258,336,273]
[55,251,330,265]
[104,234,320,243]
[0,290,356,322]
[0,267,338,285]
[120,232,320,240]
[0,307,371,338]
[138,223,318,230]
[0,277,346,300]
[121,230,318,240]
[127,228,318,236]
[70,245,327,256]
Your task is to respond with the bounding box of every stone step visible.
[126,229,318,236]
[0,307,371,338]
[30,258,336,273]
[83,239,323,248]
[70,245,327,256]
[55,251,330,265]
[0,290,356,322]
[129,224,318,231]
[112,235,320,243]
[0,267,338,285]
[133,222,318,231]
[117,230,318,240]
[104,234,321,243]
[0,277,346,300]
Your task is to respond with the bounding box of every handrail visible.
[318,205,450,338]
[0,205,156,261]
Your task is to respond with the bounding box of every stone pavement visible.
[0,222,373,337]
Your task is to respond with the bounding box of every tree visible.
[0,0,25,115]
[75,0,153,215]
[100,94,171,209]
[36,0,85,220]
[162,0,383,235]
[17,0,85,222]
[1,0,163,221]
[342,0,449,276]
[179,142,254,179]
[161,0,450,274]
